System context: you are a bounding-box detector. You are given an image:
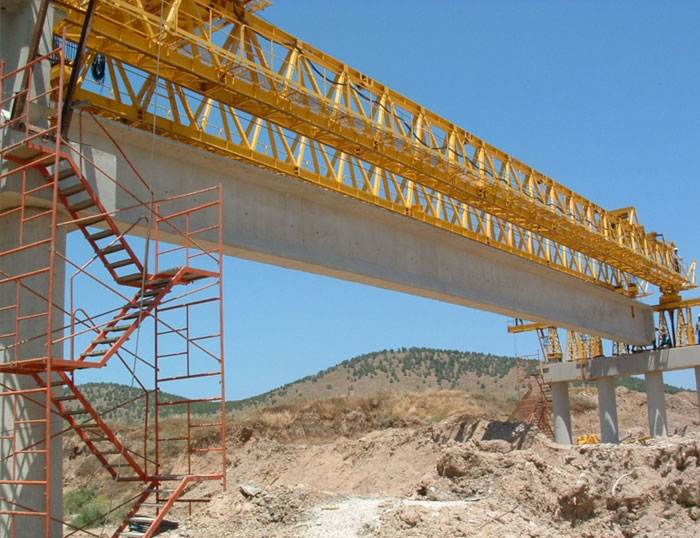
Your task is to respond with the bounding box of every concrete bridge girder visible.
[59,118,654,345]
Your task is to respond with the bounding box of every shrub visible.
[71,497,110,529]
[65,485,110,529]
[65,486,97,515]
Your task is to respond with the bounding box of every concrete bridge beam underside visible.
[61,118,654,345]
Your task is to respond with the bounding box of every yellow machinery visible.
[576,434,600,446]
[50,0,694,302]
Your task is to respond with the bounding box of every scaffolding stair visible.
[0,44,225,537]
[41,372,147,481]
[112,477,199,538]
[5,141,148,284]
[509,363,554,439]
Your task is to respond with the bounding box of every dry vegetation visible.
[229,390,518,444]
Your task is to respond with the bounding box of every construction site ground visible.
[64,387,700,537]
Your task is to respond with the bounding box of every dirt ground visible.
[146,388,700,538]
[66,387,700,537]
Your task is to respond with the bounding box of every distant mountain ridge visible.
[233,347,519,410]
[76,347,689,420]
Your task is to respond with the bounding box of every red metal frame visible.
[1,43,226,538]
[509,356,554,438]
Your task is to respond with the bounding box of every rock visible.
[398,506,422,527]
[557,481,595,521]
[436,445,489,478]
[240,482,265,498]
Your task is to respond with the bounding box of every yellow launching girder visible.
[51,0,694,296]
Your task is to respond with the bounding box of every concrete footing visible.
[597,377,619,443]
[645,371,668,438]
[551,381,573,445]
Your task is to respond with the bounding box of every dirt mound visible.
[154,417,700,537]
[228,390,514,444]
[64,389,700,537]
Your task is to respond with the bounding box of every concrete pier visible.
[0,208,64,538]
[645,371,668,438]
[544,348,700,443]
[551,381,573,445]
[597,377,619,443]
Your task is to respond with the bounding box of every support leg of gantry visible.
[597,376,620,443]
[645,370,668,438]
[695,366,700,424]
[551,381,573,445]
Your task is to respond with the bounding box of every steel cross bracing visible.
[51,0,694,297]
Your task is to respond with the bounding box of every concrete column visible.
[551,381,573,444]
[0,207,64,538]
[2,2,63,532]
[695,366,700,423]
[0,0,54,126]
[597,377,619,443]
[645,370,668,438]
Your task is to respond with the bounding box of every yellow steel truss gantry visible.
[51,0,694,298]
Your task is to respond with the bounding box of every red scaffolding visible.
[508,356,554,439]
[1,43,226,538]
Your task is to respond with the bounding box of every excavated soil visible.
[65,388,700,537]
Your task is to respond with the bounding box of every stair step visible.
[108,323,132,332]
[99,244,126,255]
[115,532,146,537]
[86,229,115,241]
[147,277,172,288]
[129,516,157,523]
[140,288,163,298]
[52,394,76,402]
[122,311,147,321]
[58,183,85,197]
[140,502,165,508]
[57,168,76,181]
[81,350,107,357]
[67,199,96,212]
[124,299,155,312]
[62,409,88,416]
[107,259,137,269]
[94,337,120,345]
[117,272,147,284]
[127,298,155,310]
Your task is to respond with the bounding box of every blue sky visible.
[220,0,700,398]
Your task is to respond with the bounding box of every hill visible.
[230,348,519,412]
[229,347,690,413]
[66,382,221,423]
[74,347,690,421]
